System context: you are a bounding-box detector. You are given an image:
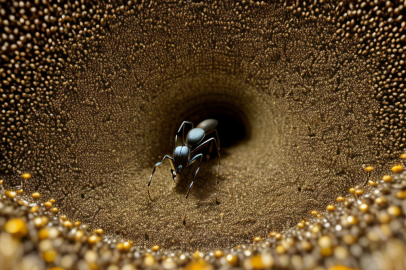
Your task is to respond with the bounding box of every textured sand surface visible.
[1,1,403,252]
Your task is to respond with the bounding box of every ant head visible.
[173,146,190,173]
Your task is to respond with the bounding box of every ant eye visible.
[178,165,182,171]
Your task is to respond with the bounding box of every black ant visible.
[147,119,221,209]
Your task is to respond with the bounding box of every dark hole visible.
[81,193,85,199]
[298,187,302,192]
[181,102,249,148]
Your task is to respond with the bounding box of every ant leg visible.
[182,153,203,225]
[148,155,175,201]
[175,121,194,146]
[185,153,204,199]
[183,154,203,225]
[204,131,221,184]
[214,150,220,185]
[204,129,221,151]
[191,137,221,184]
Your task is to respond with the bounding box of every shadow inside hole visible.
[180,103,250,149]
[167,101,248,199]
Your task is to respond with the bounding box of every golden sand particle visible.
[5,191,17,199]
[226,254,238,266]
[368,180,378,186]
[42,250,57,263]
[365,166,374,172]
[311,224,321,233]
[387,206,402,216]
[396,190,406,199]
[193,251,203,259]
[51,208,59,213]
[275,245,286,254]
[74,221,81,226]
[377,213,391,224]
[151,245,160,252]
[334,246,349,261]
[185,259,212,270]
[162,258,176,269]
[87,235,100,245]
[349,188,356,194]
[0,180,3,185]
[374,197,387,207]
[297,222,304,228]
[34,217,49,228]
[5,218,28,238]
[343,235,356,245]
[382,175,393,182]
[347,216,358,225]
[32,192,40,199]
[41,217,50,226]
[284,238,295,248]
[253,236,262,242]
[311,210,318,215]
[301,240,312,251]
[117,241,132,252]
[359,204,369,213]
[354,189,363,196]
[63,221,72,228]
[260,253,275,268]
[30,206,39,213]
[59,215,67,221]
[275,233,282,240]
[21,173,31,179]
[44,202,52,208]
[391,165,403,173]
[321,248,333,257]
[214,250,223,258]
[343,201,351,207]
[336,197,344,202]
[318,236,332,248]
[49,198,55,203]
[250,255,265,269]
[400,153,406,159]
[75,230,84,242]
[326,205,336,211]
[94,228,103,235]
[17,200,26,206]
[38,228,50,240]
[268,232,277,237]
[380,224,392,237]
[17,189,23,194]
[144,254,155,267]
[328,266,359,270]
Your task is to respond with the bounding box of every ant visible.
[147,119,221,207]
